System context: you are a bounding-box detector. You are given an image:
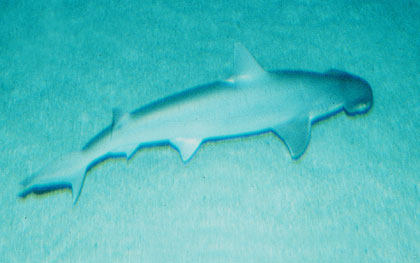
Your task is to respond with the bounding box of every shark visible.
[19,43,373,204]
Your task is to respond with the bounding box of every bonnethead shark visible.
[19,43,373,204]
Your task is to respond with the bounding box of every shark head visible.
[343,75,373,115]
[327,69,373,115]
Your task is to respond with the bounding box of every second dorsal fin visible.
[112,108,130,130]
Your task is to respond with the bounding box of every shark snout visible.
[343,76,373,115]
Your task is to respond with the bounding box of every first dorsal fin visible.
[233,43,266,78]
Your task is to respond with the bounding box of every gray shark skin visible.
[19,43,373,204]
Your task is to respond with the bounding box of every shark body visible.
[19,43,373,203]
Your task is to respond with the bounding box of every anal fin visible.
[114,144,138,159]
[170,138,202,162]
[273,115,311,160]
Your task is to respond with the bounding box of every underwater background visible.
[1,0,419,262]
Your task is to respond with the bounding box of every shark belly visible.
[120,82,291,144]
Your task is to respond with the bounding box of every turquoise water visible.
[1,1,419,262]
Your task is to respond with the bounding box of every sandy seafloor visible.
[1,0,419,262]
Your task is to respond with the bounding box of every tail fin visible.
[19,152,87,204]
[69,169,86,204]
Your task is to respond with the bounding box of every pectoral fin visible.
[170,138,202,162]
[273,115,311,160]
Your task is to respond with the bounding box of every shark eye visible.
[358,103,367,109]
[354,102,370,112]
[344,98,372,115]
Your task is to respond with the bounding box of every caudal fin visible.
[69,169,86,204]
[19,152,88,204]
